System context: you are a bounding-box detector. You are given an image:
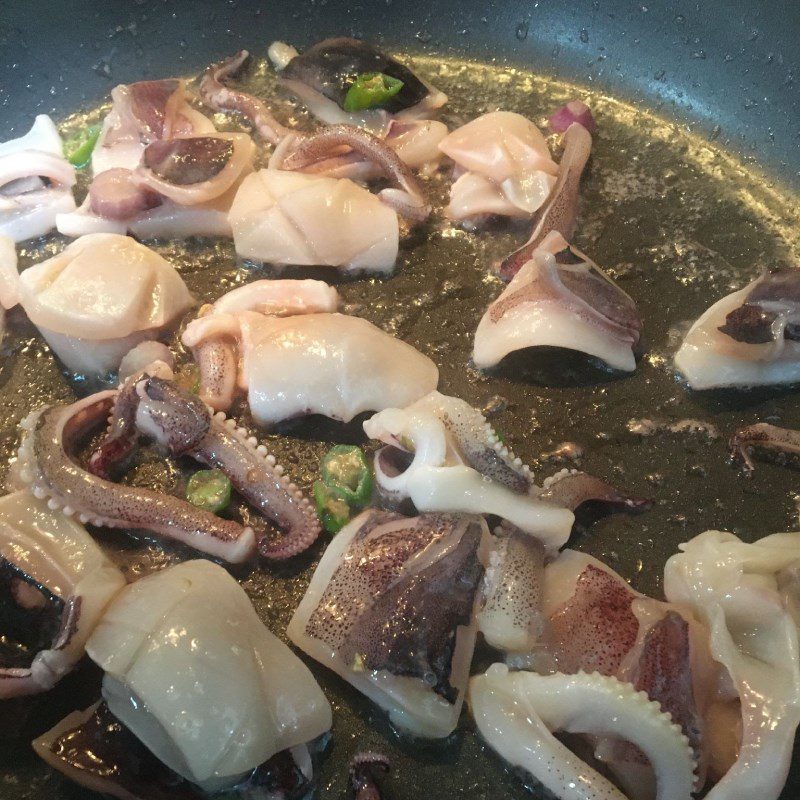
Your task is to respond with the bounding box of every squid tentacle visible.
[498,122,593,280]
[200,409,321,560]
[540,468,653,516]
[349,752,391,800]
[200,50,291,145]
[276,124,431,222]
[14,393,257,564]
[729,422,800,474]
[90,376,321,561]
[470,665,697,800]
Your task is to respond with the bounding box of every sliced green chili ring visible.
[320,444,373,506]
[63,125,101,168]
[186,469,232,513]
[343,72,404,112]
[313,480,351,534]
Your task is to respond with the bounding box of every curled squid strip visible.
[498,123,593,281]
[273,124,431,223]
[475,231,642,372]
[729,422,800,474]
[200,50,291,145]
[364,391,575,552]
[13,390,257,564]
[469,665,697,800]
[665,530,800,800]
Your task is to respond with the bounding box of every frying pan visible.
[0,1,799,799]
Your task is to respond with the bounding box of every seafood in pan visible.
[0,32,797,800]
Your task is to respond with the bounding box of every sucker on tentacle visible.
[729,422,800,474]
[14,391,256,564]
[349,752,391,800]
[200,50,291,144]
[273,124,431,222]
[92,375,321,560]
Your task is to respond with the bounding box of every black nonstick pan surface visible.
[0,1,799,798]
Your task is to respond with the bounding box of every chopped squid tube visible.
[85,560,332,792]
[288,509,489,738]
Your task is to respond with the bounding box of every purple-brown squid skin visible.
[95,376,321,561]
[15,392,257,564]
[498,122,593,281]
[349,752,391,800]
[540,469,653,518]
[87,377,142,480]
[729,422,800,475]
[200,50,291,145]
[277,124,431,223]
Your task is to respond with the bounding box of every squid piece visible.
[478,528,546,654]
[229,170,400,272]
[58,82,247,240]
[729,422,800,474]
[363,391,574,552]
[665,530,800,800]
[15,233,193,375]
[200,50,291,145]
[135,133,255,206]
[0,490,125,698]
[183,307,439,425]
[473,231,642,372]
[0,235,19,341]
[438,111,558,226]
[269,124,431,222]
[233,125,430,272]
[674,269,800,390]
[91,78,216,174]
[60,134,255,239]
[288,509,490,738]
[270,118,448,180]
[539,549,717,794]
[350,753,391,800]
[118,340,175,383]
[0,115,76,242]
[184,278,340,410]
[498,122,593,280]
[469,665,696,800]
[476,547,716,796]
[268,38,447,131]
[34,560,332,796]
[85,375,320,561]
[364,392,648,555]
[13,388,258,564]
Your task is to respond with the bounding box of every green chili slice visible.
[343,72,404,112]
[320,445,373,506]
[63,125,101,168]
[313,480,351,534]
[186,469,232,513]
